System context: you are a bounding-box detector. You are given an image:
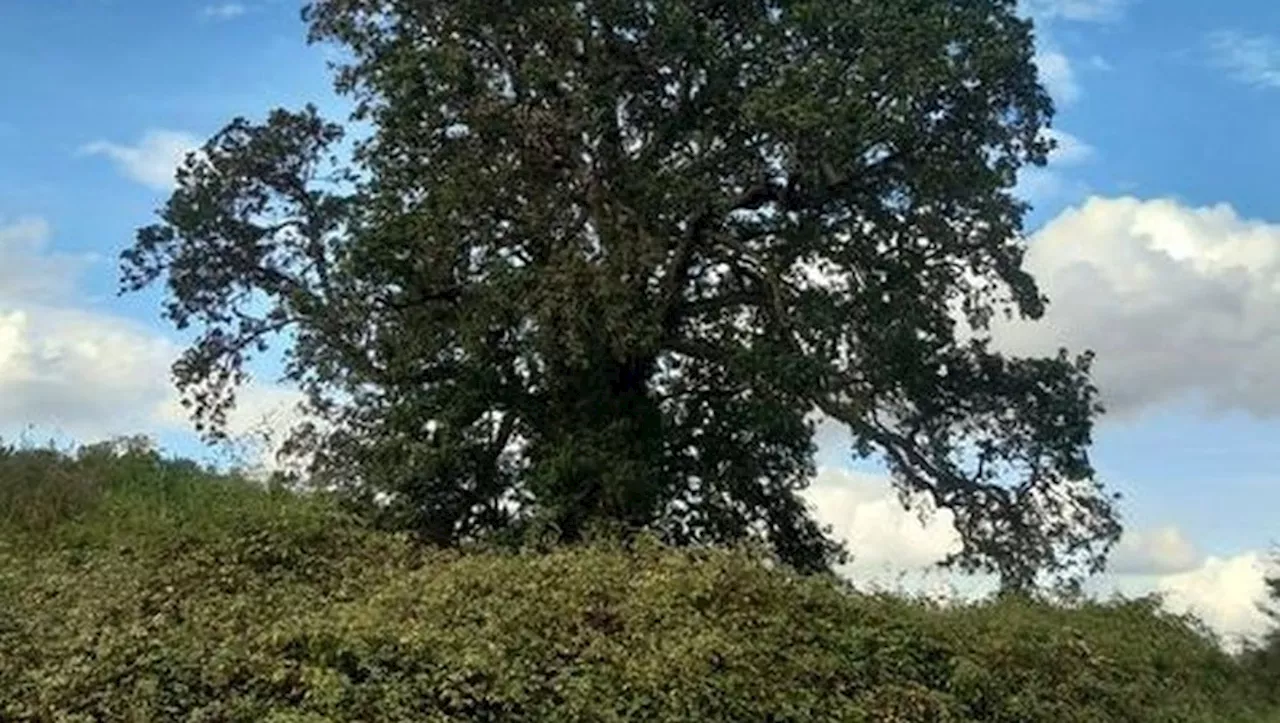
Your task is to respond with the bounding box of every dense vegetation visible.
[123,0,1117,589]
[2,441,1275,721]
[2,0,1274,719]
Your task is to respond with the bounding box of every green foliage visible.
[1240,547,1280,695]
[0,449,1272,721]
[121,0,1118,587]
[0,436,342,553]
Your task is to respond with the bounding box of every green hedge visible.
[1,443,1276,721]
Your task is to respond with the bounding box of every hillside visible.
[1,440,1276,721]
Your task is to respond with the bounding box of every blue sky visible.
[0,0,1277,644]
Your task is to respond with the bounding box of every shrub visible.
[1,446,1275,721]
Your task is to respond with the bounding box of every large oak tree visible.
[123,0,1119,587]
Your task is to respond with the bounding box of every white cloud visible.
[0,216,49,250]
[804,467,962,574]
[225,387,315,477]
[1035,48,1081,107]
[0,217,174,438]
[202,3,247,21]
[0,299,305,462]
[1087,55,1114,72]
[1016,167,1074,207]
[1088,550,1274,650]
[804,463,1268,647]
[1208,30,1280,90]
[0,217,92,302]
[0,215,302,463]
[1107,525,1201,575]
[1022,0,1131,23]
[0,307,179,439]
[80,130,200,191]
[1157,552,1274,649]
[155,382,312,477]
[1015,128,1094,206]
[993,196,1280,418]
[1044,128,1094,166]
[1021,1,1129,107]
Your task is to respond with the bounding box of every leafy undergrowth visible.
[1,441,1276,721]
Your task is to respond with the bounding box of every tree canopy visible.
[122,0,1119,587]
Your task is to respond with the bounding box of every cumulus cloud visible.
[802,465,1268,646]
[1208,30,1280,90]
[0,215,302,462]
[1157,552,1274,648]
[0,217,172,438]
[80,130,200,191]
[0,300,313,448]
[804,466,992,600]
[804,467,962,574]
[1087,549,1273,650]
[0,301,305,464]
[1107,525,1202,575]
[0,307,179,439]
[992,196,1280,419]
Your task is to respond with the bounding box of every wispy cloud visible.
[1022,0,1131,23]
[79,130,200,191]
[1087,55,1114,72]
[1022,1,1131,106]
[1044,128,1095,166]
[1208,30,1280,90]
[1014,129,1094,209]
[0,217,94,303]
[1035,48,1081,106]
[202,3,247,21]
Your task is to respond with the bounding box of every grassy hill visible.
[1,439,1276,721]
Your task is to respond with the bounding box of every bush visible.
[1,445,1275,721]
